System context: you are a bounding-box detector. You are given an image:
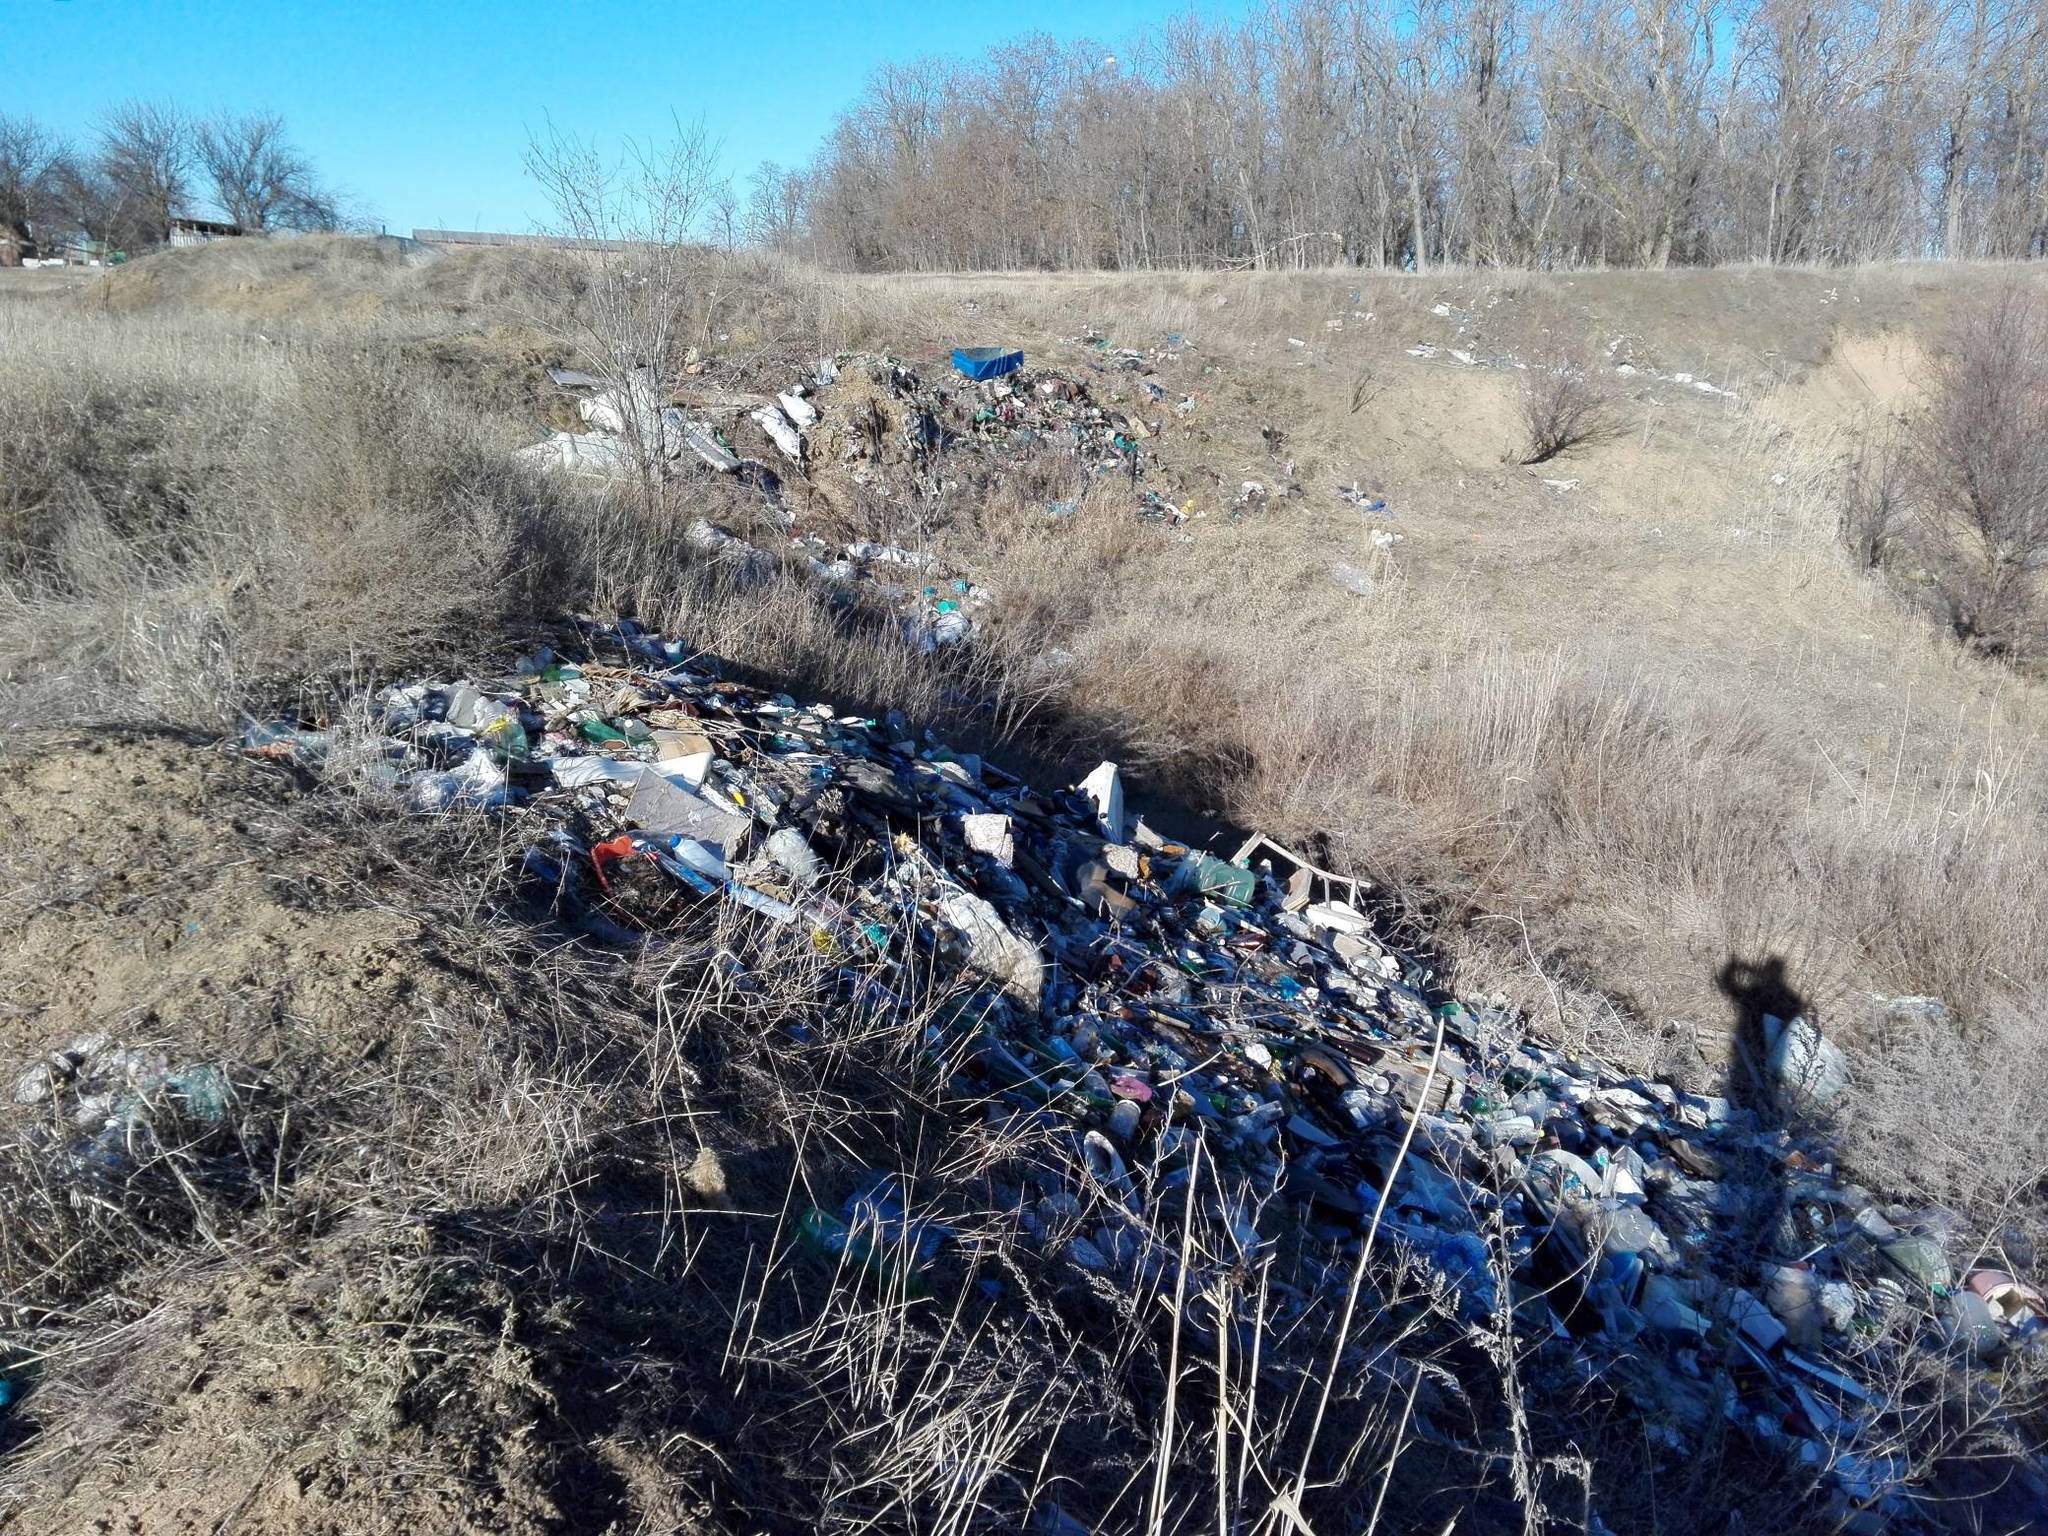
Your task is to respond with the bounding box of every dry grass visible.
[1,241,2045,1529]
[6,247,2048,1210]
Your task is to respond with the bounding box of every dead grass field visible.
[0,240,2044,1534]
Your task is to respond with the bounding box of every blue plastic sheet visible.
[952,346,1024,381]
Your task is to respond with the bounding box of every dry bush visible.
[1515,345,1618,465]
[1840,422,1907,570]
[1842,998,2048,1254]
[1906,286,2048,661]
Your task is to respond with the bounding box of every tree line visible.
[0,102,342,257]
[746,0,2048,271]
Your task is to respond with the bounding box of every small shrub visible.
[1841,425,1907,570]
[1516,347,1617,464]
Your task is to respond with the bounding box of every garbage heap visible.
[748,350,1160,486]
[255,622,2046,1531]
[518,352,1163,494]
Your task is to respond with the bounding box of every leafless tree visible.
[1841,423,1908,570]
[524,115,721,510]
[0,113,76,252]
[744,161,806,249]
[1908,287,2048,660]
[196,111,339,231]
[93,99,193,248]
[770,0,2048,272]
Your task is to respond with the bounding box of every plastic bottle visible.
[474,701,531,765]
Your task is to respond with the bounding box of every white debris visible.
[752,405,805,462]
[846,541,932,568]
[1329,562,1376,598]
[963,813,1016,866]
[1080,761,1126,843]
[513,431,634,478]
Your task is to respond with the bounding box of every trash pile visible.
[10,1035,247,1192]
[517,366,755,480]
[511,348,1178,652]
[516,349,1164,495]
[801,349,1161,484]
[249,623,2045,1530]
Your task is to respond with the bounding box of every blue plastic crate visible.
[952,346,1024,381]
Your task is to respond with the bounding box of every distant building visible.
[169,216,245,247]
[53,236,121,266]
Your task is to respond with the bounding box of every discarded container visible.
[1079,761,1126,843]
[952,346,1024,381]
[1878,1235,1953,1296]
[241,721,332,763]
[1330,562,1377,598]
[1764,1014,1847,1107]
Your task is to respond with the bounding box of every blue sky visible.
[5,0,1221,233]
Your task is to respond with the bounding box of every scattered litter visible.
[1329,562,1376,598]
[232,622,2048,1527]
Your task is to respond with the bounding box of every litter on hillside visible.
[245,623,2048,1532]
[515,349,1171,526]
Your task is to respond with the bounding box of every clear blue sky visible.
[5,0,1226,233]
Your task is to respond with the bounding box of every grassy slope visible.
[2,238,2046,1535]
[8,240,2046,1111]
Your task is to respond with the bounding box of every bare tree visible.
[196,111,339,231]
[1909,287,2048,660]
[93,99,193,248]
[760,0,2045,273]
[744,160,807,250]
[0,113,75,252]
[523,115,721,510]
[1841,423,1907,569]
[706,175,741,254]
